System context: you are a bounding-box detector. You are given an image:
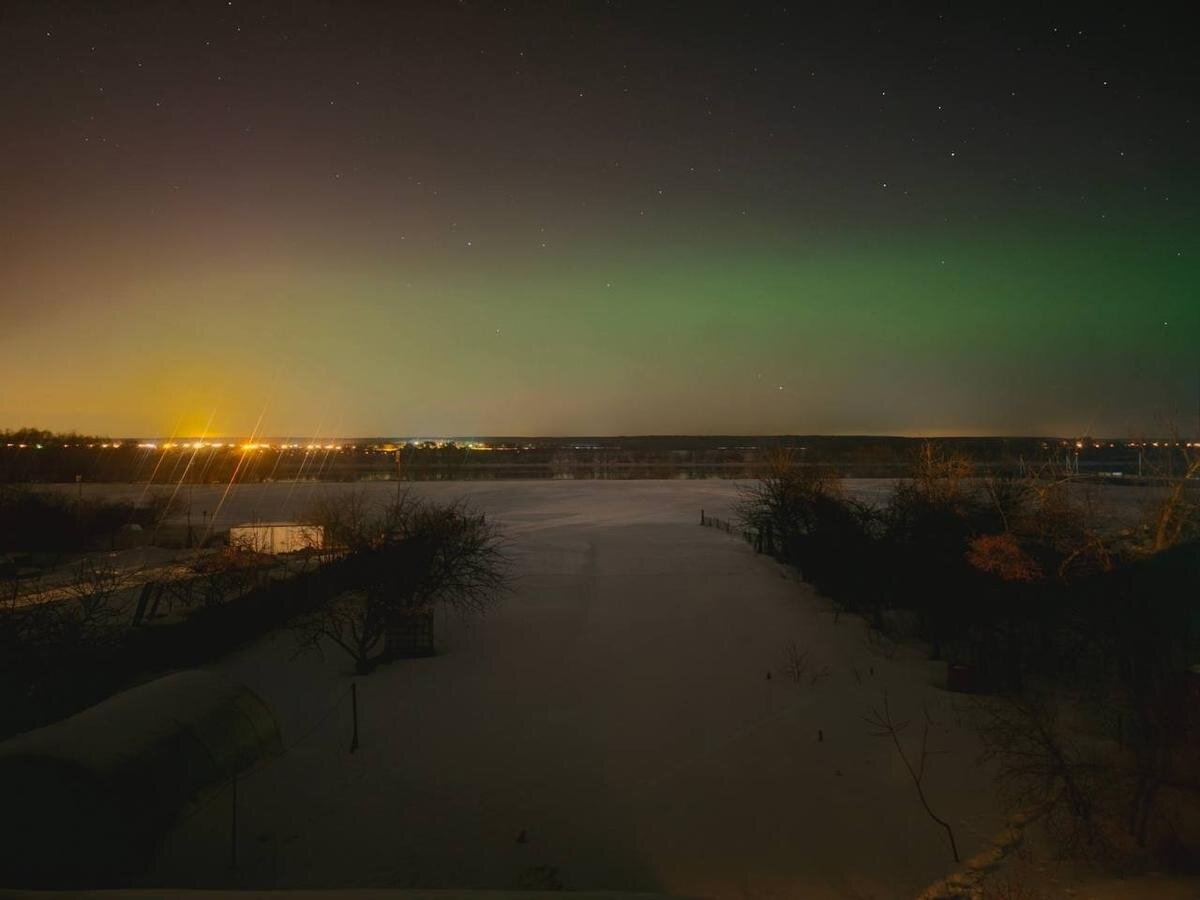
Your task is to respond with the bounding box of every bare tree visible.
[306,489,390,553]
[410,500,510,616]
[57,556,131,645]
[142,489,187,544]
[908,440,974,511]
[736,446,843,548]
[780,641,809,684]
[864,691,960,862]
[977,693,1109,857]
[294,588,390,675]
[295,491,509,674]
[189,544,268,608]
[1138,436,1198,554]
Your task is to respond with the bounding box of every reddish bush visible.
[967,533,1044,583]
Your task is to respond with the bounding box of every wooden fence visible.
[698,508,775,551]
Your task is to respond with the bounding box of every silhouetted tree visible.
[294,491,508,673]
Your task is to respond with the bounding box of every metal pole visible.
[350,682,359,753]
[230,773,238,870]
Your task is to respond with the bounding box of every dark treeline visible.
[737,445,1200,872]
[0,428,110,446]
[1,430,1179,483]
[0,487,181,556]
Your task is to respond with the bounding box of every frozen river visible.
[62,475,1163,534]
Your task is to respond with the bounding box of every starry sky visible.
[1,3,1196,438]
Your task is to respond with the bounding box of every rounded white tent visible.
[0,670,282,887]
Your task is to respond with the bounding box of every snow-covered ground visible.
[137,480,1008,898]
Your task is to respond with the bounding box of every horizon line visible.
[1,430,1184,443]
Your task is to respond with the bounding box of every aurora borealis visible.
[1,4,1196,438]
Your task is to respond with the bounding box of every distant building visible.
[228,522,323,554]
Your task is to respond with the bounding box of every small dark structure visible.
[0,670,282,887]
[385,607,436,657]
[946,663,975,693]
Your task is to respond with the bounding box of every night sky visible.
[1,3,1196,438]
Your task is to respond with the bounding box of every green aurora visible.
[3,212,1195,438]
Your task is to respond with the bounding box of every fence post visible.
[350,682,360,753]
[131,580,156,626]
[700,508,705,525]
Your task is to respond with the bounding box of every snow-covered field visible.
[128,480,1010,898]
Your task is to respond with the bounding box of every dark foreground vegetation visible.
[0,489,508,744]
[2,547,325,740]
[0,479,508,889]
[738,444,1200,875]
